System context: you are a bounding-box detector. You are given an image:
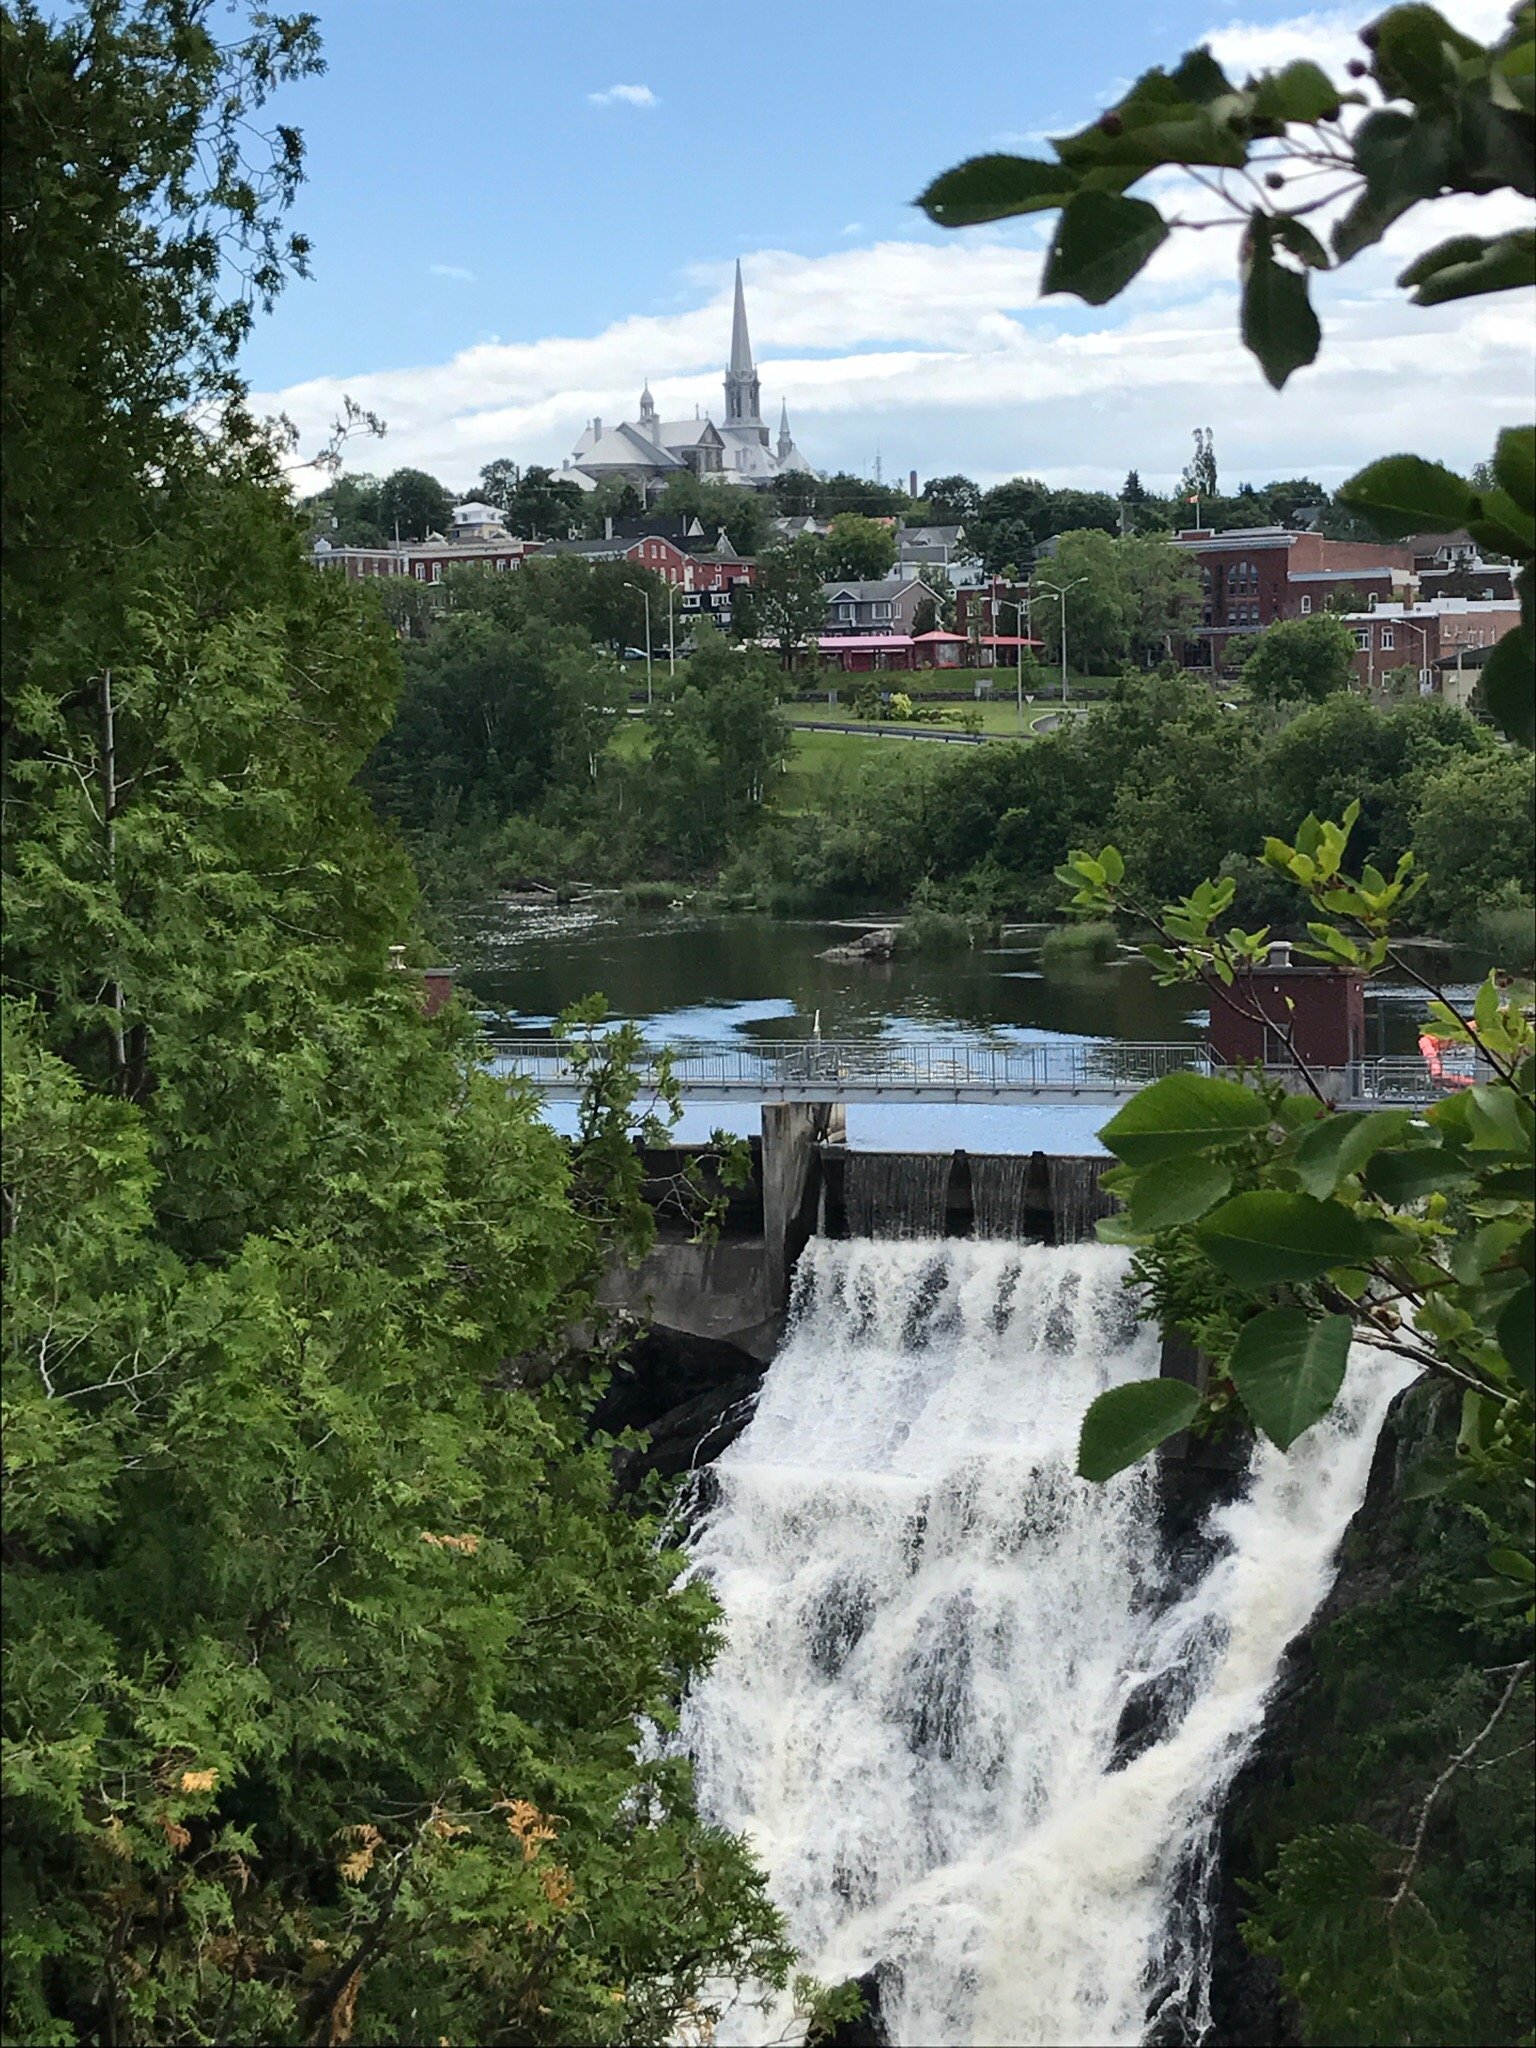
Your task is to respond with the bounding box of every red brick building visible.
[1169,526,1417,663]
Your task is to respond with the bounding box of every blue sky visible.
[252,0,1530,498]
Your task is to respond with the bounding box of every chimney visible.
[593,416,602,438]
[910,470,918,498]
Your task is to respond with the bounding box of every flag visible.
[1186,493,1200,503]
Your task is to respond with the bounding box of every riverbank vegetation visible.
[375,634,1534,962]
[2,8,807,2042]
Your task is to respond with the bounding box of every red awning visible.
[911,630,968,643]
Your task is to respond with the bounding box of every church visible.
[563,261,816,495]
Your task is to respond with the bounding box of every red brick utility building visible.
[1206,949,1366,1082]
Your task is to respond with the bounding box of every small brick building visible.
[1206,956,1366,1073]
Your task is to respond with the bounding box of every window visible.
[874,602,892,621]
[1381,628,1395,649]
[683,593,701,609]
[836,603,854,623]
[1354,629,1370,650]
[431,564,442,583]
[1300,595,1312,614]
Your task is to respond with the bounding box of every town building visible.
[1169,523,1519,665]
[310,513,542,584]
[563,263,816,496]
[1340,598,1522,693]
[821,576,942,638]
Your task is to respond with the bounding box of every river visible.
[450,899,1486,1153]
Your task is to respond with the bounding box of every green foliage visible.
[1242,612,1359,703]
[822,512,897,581]
[1233,1384,1535,2046]
[1059,812,1534,1604]
[377,466,454,541]
[1040,917,1119,964]
[1,8,796,2041]
[755,537,830,663]
[1076,1377,1200,1479]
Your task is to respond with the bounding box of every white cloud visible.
[428,264,476,283]
[266,0,1532,499]
[1206,0,1507,76]
[586,82,657,108]
[839,221,864,237]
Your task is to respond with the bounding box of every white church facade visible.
[563,262,815,496]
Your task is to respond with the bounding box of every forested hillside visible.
[1,8,793,2042]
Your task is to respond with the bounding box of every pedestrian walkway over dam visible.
[487,1037,1447,1109]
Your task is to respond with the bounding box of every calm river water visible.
[450,899,1485,1154]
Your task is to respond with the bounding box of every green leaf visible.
[1291,1109,1413,1196]
[1241,221,1322,388]
[1476,624,1535,748]
[1371,4,1483,109]
[1077,1377,1201,1481]
[1195,1191,1400,1284]
[1168,47,1235,102]
[1252,59,1347,124]
[918,153,1080,227]
[1270,214,1331,269]
[1043,190,1169,305]
[1496,1281,1535,1394]
[1229,1308,1353,1450]
[1399,228,1536,306]
[1487,1547,1536,1584]
[1125,1154,1234,1231]
[1336,453,1479,538]
[1363,1144,1474,1203]
[1098,1070,1270,1167]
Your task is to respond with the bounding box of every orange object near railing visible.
[1418,1033,1475,1087]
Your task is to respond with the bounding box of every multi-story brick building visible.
[1341,598,1522,692]
[1169,526,1418,661]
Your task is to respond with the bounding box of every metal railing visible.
[485,1037,1216,1100]
[486,1036,1454,1107]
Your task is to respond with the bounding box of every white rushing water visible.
[680,1239,1413,2048]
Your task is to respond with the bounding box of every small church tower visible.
[723,259,767,446]
[777,400,794,463]
[638,379,658,436]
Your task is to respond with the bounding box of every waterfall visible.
[680,1239,1411,2048]
[1048,1154,1117,1245]
[845,1152,953,1239]
[969,1155,1035,1241]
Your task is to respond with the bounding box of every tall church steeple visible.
[777,399,793,461]
[723,259,765,442]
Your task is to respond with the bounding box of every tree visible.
[922,474,982,525]
[911,596,939,637]
[1411,749,1536,947]
[917,4,1533,745]
[823,511,897,581]
[2,9,801,2040]
[307,470,386,545]
[1242,612,1358,703]
[772,468,819,515]
[1180,428,1218,501]
[504,464,584,541]
[1033,529,1129,673]
[477,455,519,511]
[755,537,828,666]
[377,465,453,540]
[1118,534,1202,659]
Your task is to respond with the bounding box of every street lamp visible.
[666,581,677,677]
[1034,576,1088,702]
[623,581,654,705]
[994,596,1031,729]
[1398,615,1432,693]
